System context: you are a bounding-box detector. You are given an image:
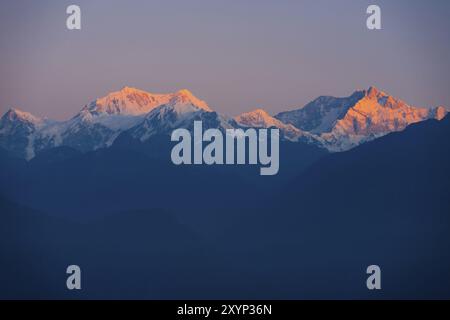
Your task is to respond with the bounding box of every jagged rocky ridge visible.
[0,86,447,159]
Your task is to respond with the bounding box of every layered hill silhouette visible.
[0,85,449,299]
[0,115,449,299]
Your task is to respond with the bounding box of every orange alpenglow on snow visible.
[0,86,448,160]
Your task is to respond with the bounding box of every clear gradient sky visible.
[1,0,449,120]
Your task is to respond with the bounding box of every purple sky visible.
[1,0,450,120]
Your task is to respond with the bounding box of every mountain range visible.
[1,85,449,299]
[1,86,447,159]
[1,108,449,299]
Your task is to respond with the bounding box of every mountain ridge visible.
[276,86,447,151]
[0,86,447,159]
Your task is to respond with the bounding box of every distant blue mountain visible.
[0,135,326,219]
[0,116,449,299]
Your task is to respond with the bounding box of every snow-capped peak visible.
[430,106,448,121]
[317,87,448,151]
[235,109,284,128]
[2,108,43,124]
[0,108,49,159]
[2,108,45,126]
[233,108,319,143]
[168,89,212,112]
[274,86,449,152]
[85,87,211,117]
[87,86,173,116]
[365,86,387,99]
